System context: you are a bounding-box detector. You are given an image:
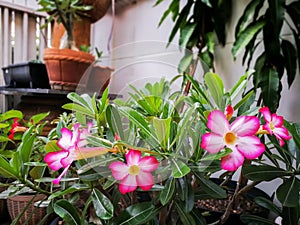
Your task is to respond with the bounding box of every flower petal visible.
[201,133,225,154]
[231,116,260,136]
[57,128,73,150]
[207,110,229,135]
[139,156,159,172]
[52,165,70,185]
[119,174,137,194]
[271,114,283,127]
[44,150,68,170]
[109,161,129,180]
[126,150,141,166]
[221,149,244,171]
[137,171,154,191]
[260,107,271,122]
[236,136,265,159]
[274,127,292,141]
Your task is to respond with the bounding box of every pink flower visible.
[44,123,108,184]
[259,107,292,146]
[109,150,159,194]
[201,110,265,171]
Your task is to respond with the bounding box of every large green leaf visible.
[92,188,114,220]
[276,177,300,207]
[175,201,196,225]
[62,103,94,117]
[160,176,175,205]
[232,20,265,58]
[29,112,49,125]
[111,202,160,225]
[0,110,23,121]
[282,206,299,225]
[204,72,224,108]
[152,117,171,149]
[179,22,196,49]
[54,200,81,225]
[254,197,281,215]
[242,165,289,181]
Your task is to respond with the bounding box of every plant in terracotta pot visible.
[38,0,111,91]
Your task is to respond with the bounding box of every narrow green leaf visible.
[0,110,23,121]
[240,214,277,225]
[281,39,297,87]
[106,105,125,140]
[29,112,50,125]
[49,184,89,200]
[160,177,175,205]
[0,155,18,178]
[54,199,81,225]
[254,197,281,215]
[152,117,171,149]
[92,188,114,220]
[175,201,196,225]
[62,103,94,117]
[242,165,289,181]
[282,206,299,225]
[232,20,265,58]
[179,23,196,49]
[194,174,227,199]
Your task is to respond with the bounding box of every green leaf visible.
[179,23,196,49]
[242,165,289,181]
[240,214,277,225]
[175,201,196,225]
[170,158,190,178]
[0,155,18,178]
[62,103,94,117]
[204,72,224,108]
[0,110,23,121]
[152,117,171,149]
[276,177,300,207]
[54,199,81,225]
[254,197,281,215]
[111,202,159,225]
[106,105,125,140]
[281,39,297,87]
[229,71,253,101]
[232,20,265,58]
[92,188,114,220]
[259,66,280,112]
[194,175,227,199]
[160,177,175,205]
[235,0,263,38]
[282,206,299,225]
[29,112,50,125]
[49,184,89,200]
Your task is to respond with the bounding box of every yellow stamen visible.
[269,122,275,130]
[129,165,140,175]
[224,132,236,145]
[256,126,269,135]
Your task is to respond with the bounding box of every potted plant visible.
[37,0,111,91]
[31,68,294,225]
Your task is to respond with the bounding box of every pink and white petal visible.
[139,156,159,172]
[60,151,74,168]
[271,114,284,127]
[262,124,273,135]
[201,133,225,154]
[119,174,137,194]
[207,110,229,135]
[274,127,292,140]
[58,128,73,149]
[221,150,244,171]
[44,150,68,170]
[137,171,154,191]
[126,150,141,166]
[109,161,129,180]
[231,116,260,136]
[236,136,265,159]
[278,138,285,147]
[260,107,271,122]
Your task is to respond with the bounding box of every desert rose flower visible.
[201,110,265,171]
[109,149,159,194]
[259,107,291,146]
[45,123,108,184]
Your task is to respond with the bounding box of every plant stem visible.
[20,178,51,196]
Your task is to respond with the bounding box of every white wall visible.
[92,0,299,123]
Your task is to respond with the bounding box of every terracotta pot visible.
[85,64,114,93]
[81,0,111,23]
[51,16,92,49]
[43,48,95,90]
[7,193,47,225]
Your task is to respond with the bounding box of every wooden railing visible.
[0,0,48,75]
